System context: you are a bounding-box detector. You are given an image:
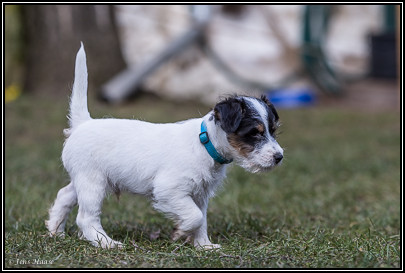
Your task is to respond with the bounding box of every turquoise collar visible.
[199,120,233,164]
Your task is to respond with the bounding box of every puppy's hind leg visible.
[46,182,77,236]
[74,172,122,249]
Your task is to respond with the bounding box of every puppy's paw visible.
[95,239,124,249]
[45,222,65,238]
[45,220,66,238]
[195,243,221,250]
[171,228,191,242]
[47,231,66,238]
[171,229,184,241]
[103,240,124,249]
[204,244,221,250]
[111,241,124,249]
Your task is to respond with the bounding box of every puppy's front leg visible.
[154,193,202,234]
[162,196,220,249]
[192,200,221,249]
[153,190,211,245]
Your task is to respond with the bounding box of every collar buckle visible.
[199,120,233,164]
[199,131,210,145]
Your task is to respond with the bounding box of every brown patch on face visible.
[257,123,265,135]
[227,133,255,157]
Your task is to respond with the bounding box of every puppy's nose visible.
[274,153,283,164]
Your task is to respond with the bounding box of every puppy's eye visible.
[270,123,280,137]
[248,128,264,137]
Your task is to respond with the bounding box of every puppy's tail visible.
[67,42,91,133]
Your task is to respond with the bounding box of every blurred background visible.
[4,4,400,108]
[4,5,401,267]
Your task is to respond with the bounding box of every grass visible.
[4,92,401,268]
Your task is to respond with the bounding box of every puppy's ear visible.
[260,94,279,122]
[214,98,243,133]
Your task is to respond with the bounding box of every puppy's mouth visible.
[250,165,275,174]
[244,161,282,174]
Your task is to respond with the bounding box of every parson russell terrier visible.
[46,43,284,249]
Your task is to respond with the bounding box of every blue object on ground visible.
[266,88,317,109]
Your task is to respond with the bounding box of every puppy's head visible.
[214,95,283,173]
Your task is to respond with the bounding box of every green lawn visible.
[4,92,400,268]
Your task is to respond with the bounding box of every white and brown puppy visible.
[46,43,283,249]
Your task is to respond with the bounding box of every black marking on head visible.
[214,95,281,158]
[214,97,243,133]
[260,95,280,136]
[219,97,263,157]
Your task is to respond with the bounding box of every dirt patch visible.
[317,78,399,112]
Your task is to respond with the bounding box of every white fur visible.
[67,42,90,130]
[46,44,283,249]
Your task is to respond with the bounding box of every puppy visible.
[46,43,283,249]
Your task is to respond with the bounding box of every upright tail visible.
[67,42,91,131]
